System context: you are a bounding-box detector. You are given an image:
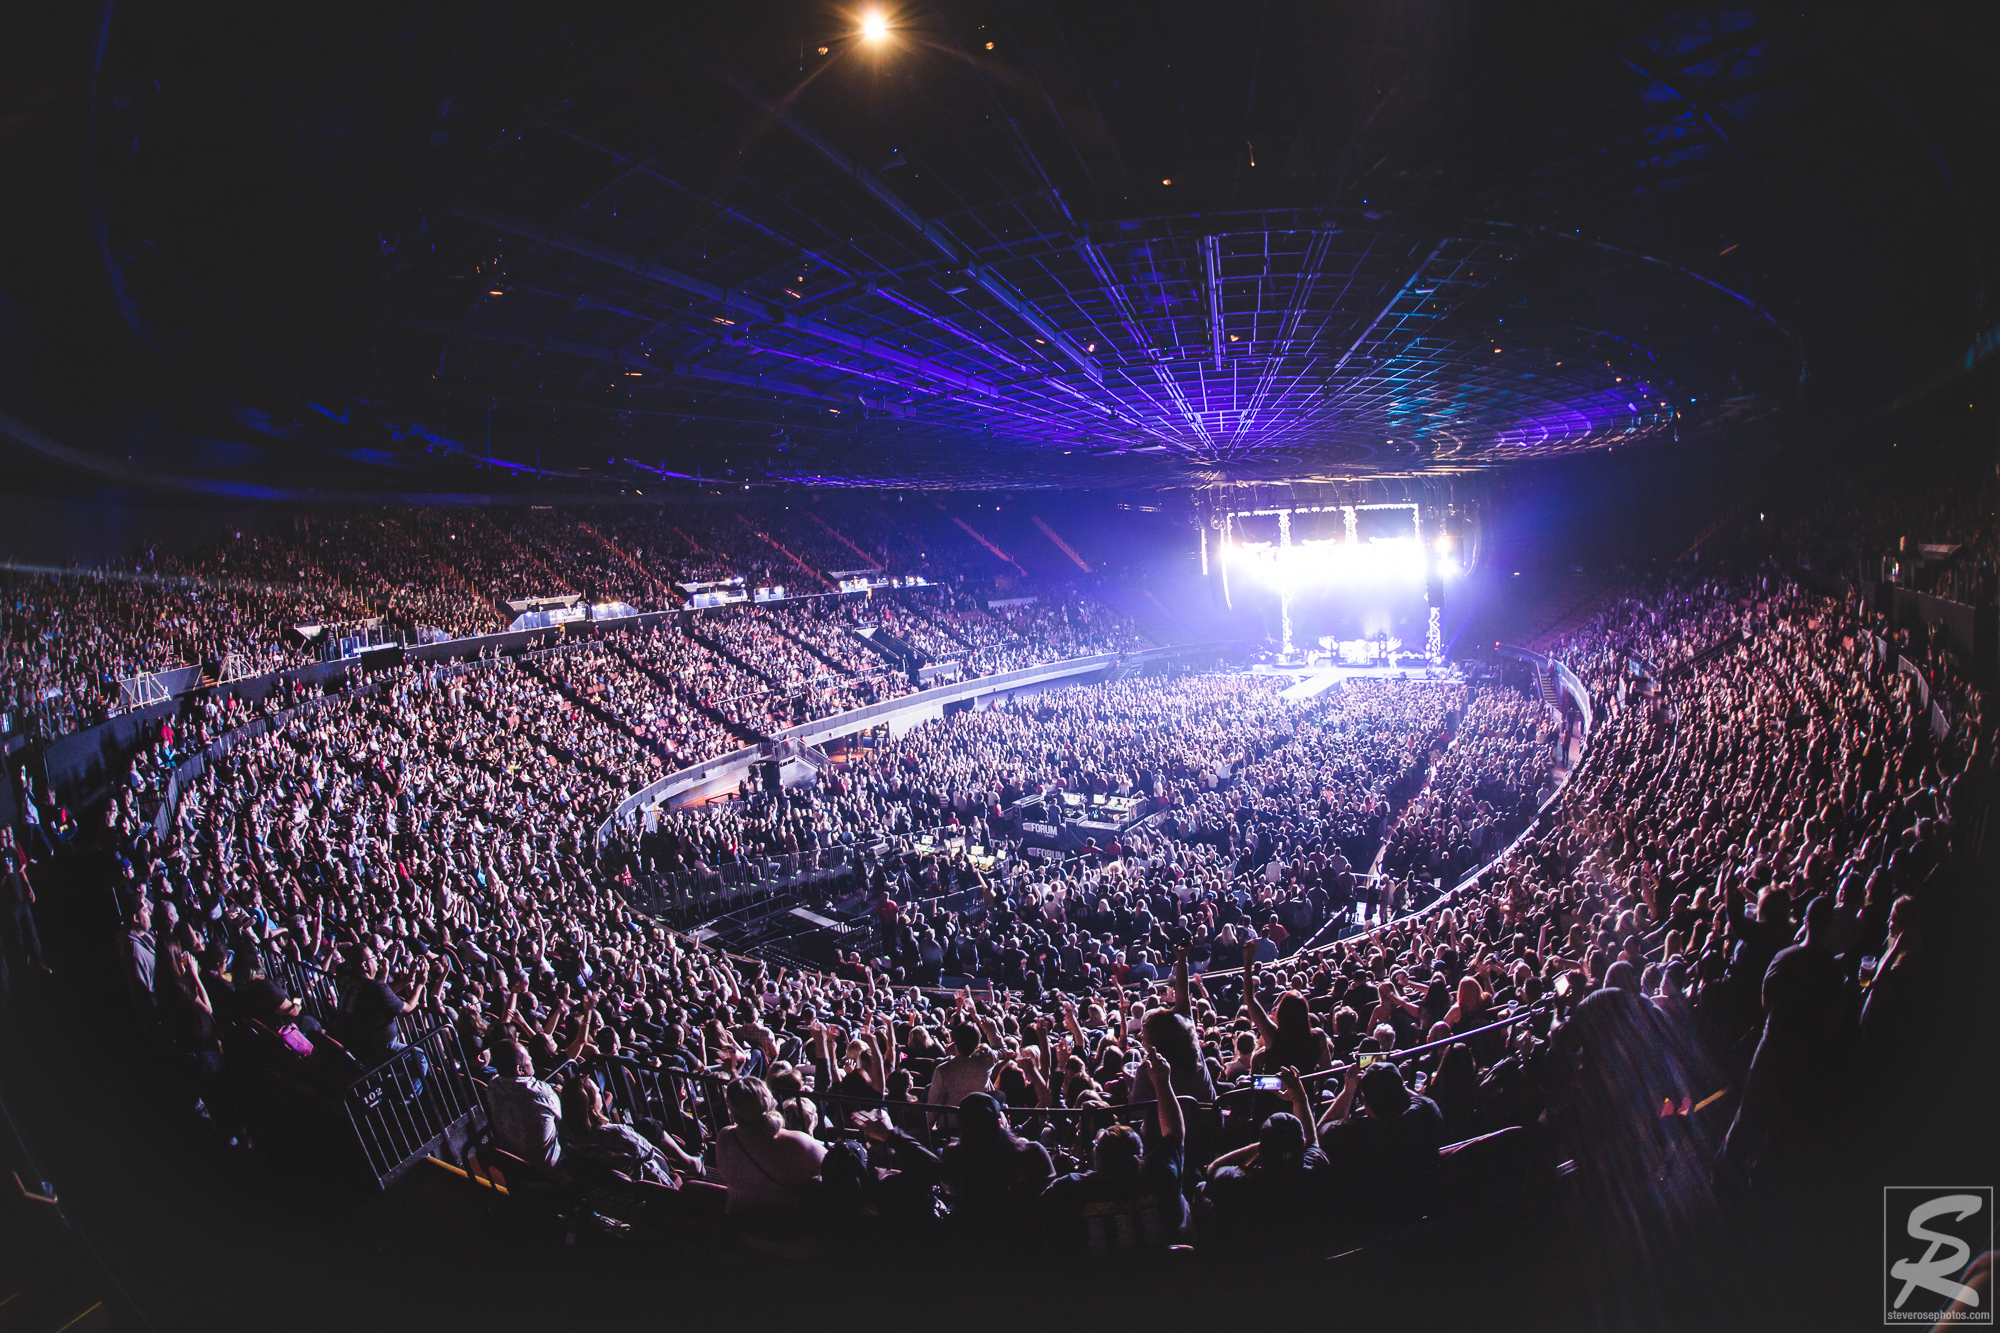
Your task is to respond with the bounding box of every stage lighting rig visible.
[1220,501,1446,661]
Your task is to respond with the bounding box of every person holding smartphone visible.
[1199,1065,1328,1251]
[1314,1060,1445,1216]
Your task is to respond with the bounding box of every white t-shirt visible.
[925,1050,998,1106]
[486,1076,561,1170]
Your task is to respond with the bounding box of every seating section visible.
[28,482,1991,1280]
[0,502,1155,743]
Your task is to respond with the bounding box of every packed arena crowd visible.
[2,502,1985,1278]
[1380,687,1557,886]
[0,499,1097,743]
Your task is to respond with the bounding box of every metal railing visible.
[594,1060,734,1152]
[265,953,341,1025]
[116,666,191,713]
[626,844,861,914]
[1287,1002,1552,1089]
[344,1022,483,1190]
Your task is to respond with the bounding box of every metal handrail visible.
[1285,1001,1553,1087]
[344,1022,482,1190]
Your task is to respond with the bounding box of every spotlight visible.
[860,10,889,41]
[1232,537,1426,591]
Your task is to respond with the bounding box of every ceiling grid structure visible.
[356,6,1810,488]
[13,1,1985,496]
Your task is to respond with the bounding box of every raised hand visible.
[850,1108,894,1143]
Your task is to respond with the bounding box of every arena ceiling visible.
[0,1,1993,495]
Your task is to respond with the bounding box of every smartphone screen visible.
[1252,1075,1284,1092]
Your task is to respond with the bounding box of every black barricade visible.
[583,1060,733,1152]
[267,953,340,1025]
[345,1022,482,1189]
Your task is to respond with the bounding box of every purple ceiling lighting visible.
[346,6,1805,492]
[27,1,1965,502]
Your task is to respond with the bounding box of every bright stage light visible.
[860,10,889,41]
[1434,532,1452,554]
[1232,537,1426,590]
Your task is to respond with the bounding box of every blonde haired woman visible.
[715,1076,825,1255]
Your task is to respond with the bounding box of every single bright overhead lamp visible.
[860,10,889,41]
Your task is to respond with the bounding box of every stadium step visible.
[0,1282,112,1333]
[1663,629,1745,681]
[768,622,854,677]
[606,636,769,745]
[910,604,980,651]
[380,697,557,797]
[1095,583,1191,645]
[681,624,779,688]
[939,508,1026,576]
[1522,576,1618,653]
[578,521,682,606]
[1029,514,1093,573]
[736,514,836,591]
[807,512,882,570]
[491,517,575,594]
[0,1113,132,1333]
[851,627,920,670]
[1677,497,1756,563]
[454,685,629,787]
[515,658,675,767]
